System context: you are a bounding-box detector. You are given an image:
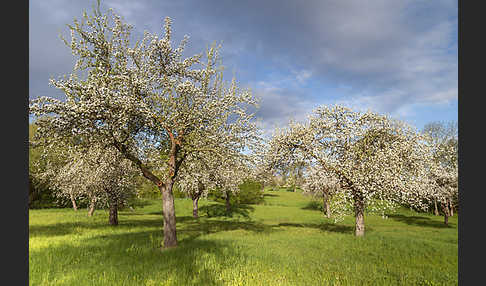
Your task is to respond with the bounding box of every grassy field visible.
[29,189,458,285]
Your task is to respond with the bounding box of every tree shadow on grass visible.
[148,203,255,219]
[275,222,355,234]
[119,215,274,240]
[386,214,455,228]
[30,228,244,286]
[198,203,255,219]
[30,214,190,238]
[178,216,274,242]
[30,213,278,285]
[301,200,323,211]
[263,193,278,197]
[29,221,111,238]
[29,211,270,240]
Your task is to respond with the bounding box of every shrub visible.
[238,180,264,204]
[207,180,264,205]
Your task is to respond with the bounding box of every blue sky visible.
[29,0,458,134]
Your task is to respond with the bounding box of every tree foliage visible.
[51,144,138,223]
[29,3,258,248]
[302,165,342,219]
[422,121,458,224]
[266,105,433,235]
[29,123,72,208]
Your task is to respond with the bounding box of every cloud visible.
[294,70,312,85]
[29,0,457,129]
[252,81,316,136]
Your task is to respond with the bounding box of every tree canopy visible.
[266,105,433,235]
[29,3,259,248]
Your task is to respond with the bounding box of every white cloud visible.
[104,0,146,25]
[294,70,312,85]
[29,0,458,129]
[253,81,315,136]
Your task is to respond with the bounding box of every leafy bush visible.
[135,177,161,199]
[172,184,187,199]
[29,177,59,209]
[238,180,264,204]
[207,179,264,205]
[136,177,187,199]
[206,187,231,203]
[199,203,254,218]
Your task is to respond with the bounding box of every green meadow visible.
[29,189,457,286]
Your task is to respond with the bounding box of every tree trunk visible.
[433,198,439,216]
[114,137,182,249]
[449,200,454,216]
[160,182,177,248]
[225,191,231,213]
[325,201,331,219]
[70,193,78,211]
[109,203,118,226]
[192,196,200,218]
[441,202,449,225]
[87,198,96,217]
[193,182,204,218]
[446,199,451,217]
[353,193,365,236]
[323,193,331,218]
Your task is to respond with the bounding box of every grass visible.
[29,189,458,285]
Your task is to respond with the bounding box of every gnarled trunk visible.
[323,193,331,218]
[449,200,454,216]
[114,136,182,249]
[160,182,177,248]
[433,198,439,216]
[70,193,78,211]
[87,197,96,217]
[353,193,365,236]
[192,183,204,218]
[192,196,200,218]
[109,203,118,226]
[441,201,449,225]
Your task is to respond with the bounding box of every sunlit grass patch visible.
[29,190,457,285]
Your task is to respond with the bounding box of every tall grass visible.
[29,189,457,285]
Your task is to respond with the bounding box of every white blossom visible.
[266,105,434,235]
[29,4,259,247]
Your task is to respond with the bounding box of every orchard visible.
[28,1,458,285]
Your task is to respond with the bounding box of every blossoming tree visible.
[267,105,432,236]
[214,155,251,213]
[422,121,458,223]
[29,4,258,248]
[426,138,458,225]
[176,152,213,218]
[177,148,252,217]
[52,144,138,225]
[302,165,341,218]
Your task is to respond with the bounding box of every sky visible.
[29,0,458,135]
